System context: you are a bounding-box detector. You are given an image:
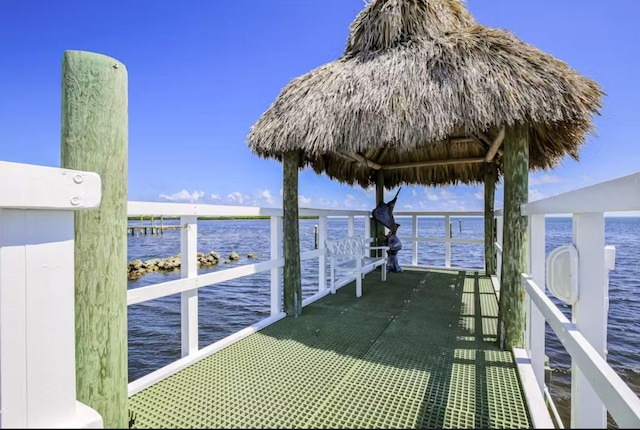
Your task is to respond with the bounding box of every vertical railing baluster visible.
[571,213,607,428]
[445,214,451,268]
[180,215,198,357]
[347,215,354,237]
[412,215,418,266]
[528,213,546,393]
[364,214,371,241]
[318,215,327,293]
[270,215,283,316]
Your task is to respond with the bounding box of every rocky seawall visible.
[128,250,259,280]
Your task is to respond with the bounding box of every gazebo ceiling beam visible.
[485,127,506,162]
[380,157,485,170]
[340,151,383,170]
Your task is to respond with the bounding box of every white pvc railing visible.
[497,171,640,428]
[393,211,484,270]
[6,157,639,428]
[0,161,103,428]
[126,201,372,395]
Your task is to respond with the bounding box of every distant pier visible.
[128,215,180,236]
[127,225,180,236]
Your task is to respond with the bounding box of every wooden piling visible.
[373,171,385,256]
[498,126,529,350]
[282,150,302,316]
[484,162,498,275]
[60,50,128,428]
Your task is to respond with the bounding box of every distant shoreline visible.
[128,215,319,221]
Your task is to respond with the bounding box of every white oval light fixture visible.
[545,243,579,305]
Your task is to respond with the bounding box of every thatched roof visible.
[247,0,604,189]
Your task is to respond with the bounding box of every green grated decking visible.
[129,269,531,429]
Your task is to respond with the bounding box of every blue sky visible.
[2,1,639,212]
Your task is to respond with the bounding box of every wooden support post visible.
[373,170,385,255]
[484,162,497,275]
[61,50,128,428]
[282,150,302,317]
[498,126,529,350]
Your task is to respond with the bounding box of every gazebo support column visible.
[283,150,302,317]
[498,126,529,350]
[373,170,385,252]
[484,162,497,275]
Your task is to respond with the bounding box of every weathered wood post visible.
[61,50,128,428]
[372,170,384,256]
[282,150,302,316]
[484,162,498,275]
[498,126,529,350]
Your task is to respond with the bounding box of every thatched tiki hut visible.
[247,0,603,350]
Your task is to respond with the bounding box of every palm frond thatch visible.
[247,0,604,189]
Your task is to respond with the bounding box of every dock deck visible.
[128,269,531,428]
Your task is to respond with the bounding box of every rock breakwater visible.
[128,250,259,280]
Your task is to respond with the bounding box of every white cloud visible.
[529,174,561,186]
[529,189,545,202]
[226,192,245,204]
[159,189,204,203]
[210,194,222,201]
[474,190,483,200]
[439,189,455,200]
[299,194,312,206]
[257,190,275,205]
[424,188,439,201]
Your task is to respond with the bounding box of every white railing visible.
[0,161,103,428]
[502,171,640,428]
[394,211,484,270]
[126,202,372,395]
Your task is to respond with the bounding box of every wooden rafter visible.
[485,127,506,162]
[477,130,504,159]
[339,151,382,170]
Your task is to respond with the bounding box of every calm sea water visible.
[127,216,639,427]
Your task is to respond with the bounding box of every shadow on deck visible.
[129,269,531,429]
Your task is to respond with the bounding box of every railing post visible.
[347,215,354,237]
[180,215,198,357]
[317,216,327,293]
[270,216,283,316]
[571,213,607,428]
[412,215,418,265]
[0,162,102,428]
[445,215,451,268]
[495,214,503,285]
[527,214,546,394]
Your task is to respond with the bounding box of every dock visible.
[128,215,181,235]
[127,225,181,236]
[128,269,531,428]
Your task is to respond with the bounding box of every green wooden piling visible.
[484,162,498,276]
[60,50,128,428]
[373,171,385,255]
[498,126,529,350]
[283,150,302,316]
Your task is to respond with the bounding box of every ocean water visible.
[127,216,639,427]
